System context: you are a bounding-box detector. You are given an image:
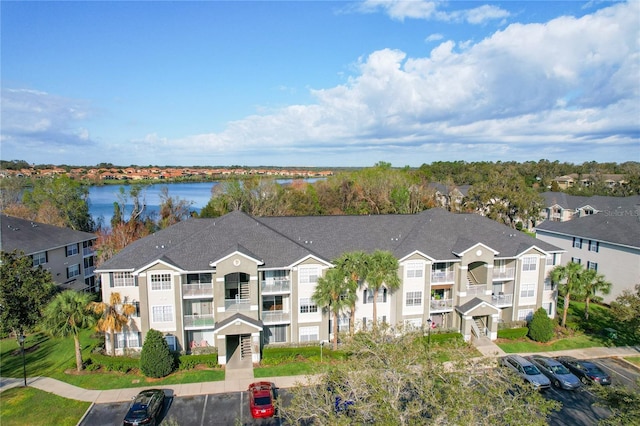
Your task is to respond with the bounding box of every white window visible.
[406,262,424,278]
[152,305,173,322]
[571,257,581,264]
[265,325,287,344]
[164,335,177,351]
[112,272,135,287]
[520,283,536,299]
[587,261,598,271]
[573,238,582,249]
[545,254,556,266]
[405,291,422,307]
[517,309,534,321]
[589,241,599,252]
[299,267,319,285]
[67,264,80,278]
[364,288,387,304]
[66,244,79,257]
[32,252,47,266]
[151,273,172,291]
[299,298,318,313]
[299,326,319,342]
[115,331,140,349]
[522,257,537,272]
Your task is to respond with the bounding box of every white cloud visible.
[359,0,510,24]
[425,33,444,42]
[140,1,637,164]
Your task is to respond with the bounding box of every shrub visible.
[528,308,555,343]
[497,327,529,340]
[140,329,175,378]
[89,353,139,373]
[177,353,219,370]
[262,345,347,365]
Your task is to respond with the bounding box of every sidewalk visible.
[1,346,638,404]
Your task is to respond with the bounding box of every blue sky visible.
[2,1,638,168]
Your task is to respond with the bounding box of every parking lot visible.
[546,357,640,426]
[80,357,638,426]
[80,388,292,426]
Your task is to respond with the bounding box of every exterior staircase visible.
[240,334,252,360]
[474,318,486,337]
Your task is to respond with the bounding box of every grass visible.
[497,299,638,353]
[0,387,90,426]
[625,357,640,368]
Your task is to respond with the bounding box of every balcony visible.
[491,293,513,307]
[430,298,453,312]
[261,279,291,294]
[262,310,291,324]
[431,271,454,283]
[83,246,95,257]
[183,283,214,298]
[466,284,488,296]
[84,266,95,277]
[492,268,515,281]
[184,314,215,328]
[225,298,251,311]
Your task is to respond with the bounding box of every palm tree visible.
[89,292,137,356]
[365,250,400,330]
[334,251,368,336]
[313,268,350,350]
[42,290,96,371]
[551,262,585,328]
[582,271,611,320]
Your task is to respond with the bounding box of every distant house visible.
[552,173,627,190]
[429,183,471,212]
[95,209,562,365]
[1,214,98,292]
[540,192,640,222]
[536,208,640,303]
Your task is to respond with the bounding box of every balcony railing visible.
[225,298,251,311]
[261,280,291,294]
[262,310,291,324]
[430,298,453,312]
[183,283,214,298]
[84,266,95,277]
[431,271,454,283]
[491,293,513,307]
[83,247,95,257]
[466,284,488,296]
[184,314,215,328]
[492,268,515,281]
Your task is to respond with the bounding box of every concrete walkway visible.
[1,346,638,404]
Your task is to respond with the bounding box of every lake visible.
[88,179,316,226]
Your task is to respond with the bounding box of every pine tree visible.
[140,329,174,378]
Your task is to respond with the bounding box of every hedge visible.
[88,353,140,373]
[177,353,219,370]
[497,327,529,340]
[262,345,347,365]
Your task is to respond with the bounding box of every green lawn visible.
[497,334,603,353]
[0,387,90,426]
[626,357,640,368]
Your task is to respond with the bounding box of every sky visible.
[1,1,639,168]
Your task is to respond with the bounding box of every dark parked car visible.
[555,356,612,385]
[248,381,276,419]
[526,355,582,390]
[500,355,551,390]
[123,389,165,426]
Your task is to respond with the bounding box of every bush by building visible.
[528,308,555,343]
[140,329,175,378]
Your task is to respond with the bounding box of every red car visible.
[248,381,276,418]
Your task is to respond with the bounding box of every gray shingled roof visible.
[542,192,640,211]
[99,209,562,272]
[536,210,640,249]
[1,214,96,255]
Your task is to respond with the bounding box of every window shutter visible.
[109,272,114,288]
[363,290,367,304]
[383,288,387,303]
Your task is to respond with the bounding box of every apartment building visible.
[536,208,640,303]
[1,214,98,292]
[541,192,640,222]
[95,209,563,368]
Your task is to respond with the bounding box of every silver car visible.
[501,355,551,390]
[526,355,582,390]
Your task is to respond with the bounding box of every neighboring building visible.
[1,214,98,292]
[429,183,471,212]
[552,174,627,190]
[536,208,640,303]
[95,209,563,367]
[541,192,640,222]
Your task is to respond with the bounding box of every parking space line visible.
[598,362,633,383]
[240,391,244,422]
[200,394,208,426]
